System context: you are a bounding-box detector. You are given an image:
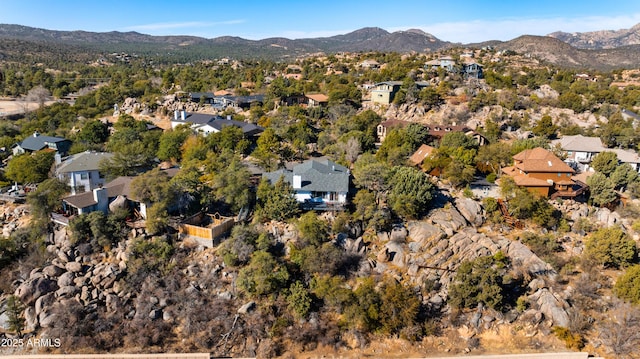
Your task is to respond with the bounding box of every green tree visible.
[218,225,259,266]
[130,168,176,233]
[203,156,252,212]
[287,281,313,319]
[532,115,558,139]
[76,120,109,145]
[611,163,640,191]
[585,226,637,269]
[476,142,512,174]
[252,127,281,171]
[26,178,69,219]
[296,211,329,248]
[352,153,391,198]
[386,166,434,219]
[442,161,476,188]
[344,278,382,332]
[255,176,299,222]
[376,128,412,165]
[5,151,55,184]
[156,126,191,162]
[449,253,509,310]
[6,295,25,336]
[100,141,155,178]
[237,250,290,298]
[379,280,421,336]
[614,265,640,304]
[587,172,617,207]
[591,151,619,176]
[130,168,174,204]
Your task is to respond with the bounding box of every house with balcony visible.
[501,147,586,198]
[55,151,114,195]
[552,135,640,173]
[551,135,606,171]
[263,158,350,210]
[61,168,180,221]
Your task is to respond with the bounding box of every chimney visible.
[174,110,179,121]
[226,115,232,121]
[93,187,109,214]
[181,110,186,121]
[54,153,61,165]
[293,175,302,189]
[33,131,40,137]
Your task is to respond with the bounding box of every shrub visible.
[448,254,509,310]
[287,281,313,319]
[585,226,637,269]
[237,250,290,298]
[614,265,640,304]
[552,326,585,350]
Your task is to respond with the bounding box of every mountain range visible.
[3,23,640,69]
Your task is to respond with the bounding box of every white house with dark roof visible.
[263,158,350,210]
[55,151,114,195]
[170,110,263,137]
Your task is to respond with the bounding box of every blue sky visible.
[2,0,640,43]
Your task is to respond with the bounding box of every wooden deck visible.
[550,180,589,200]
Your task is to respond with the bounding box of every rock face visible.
[529,288,570,327]
[15,278,58,306]
[367,195,565,327]
[454,197,484,227]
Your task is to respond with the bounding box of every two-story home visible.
[462,58,484,79]
[61,168,180,221]
[551,135,606,171]
[425,56,456,72]
[263,158,350,210]
[552,135,640,173]
[501,147,586,198]
[370,81,430,105]
[12,132,72,156]
[170,111,263,138]
[55,151,114,195]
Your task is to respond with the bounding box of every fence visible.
[178,212,235,246]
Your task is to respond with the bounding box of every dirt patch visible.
[0,98,57,116]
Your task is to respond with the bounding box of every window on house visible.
[558,173,561,177]
[80,173,88,180]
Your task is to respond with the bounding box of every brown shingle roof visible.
[409,144,435,166]
[306,93,328,102]
[512,147,574,173]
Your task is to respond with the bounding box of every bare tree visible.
[26,85,51,109]
[598,299,640,358]
[343,137,361,165]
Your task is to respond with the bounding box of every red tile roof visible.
[512,147,575,173]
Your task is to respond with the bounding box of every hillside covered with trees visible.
[2,43,640,358]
